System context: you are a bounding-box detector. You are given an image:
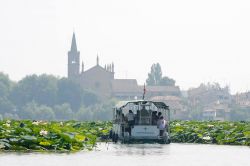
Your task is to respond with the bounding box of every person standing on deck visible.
[157,116,166,136]
[126,110,135,136]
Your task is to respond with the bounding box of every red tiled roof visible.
[139,85,180,92]
[150,95,181,101]
[111,79,140,93]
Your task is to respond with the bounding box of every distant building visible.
[202,101,230,121]
[111,79,141,100]
[187,83,232,120]
[67,33,181,100]
[234,92,250,108]
[188,84,231,107]
[150,95,188,120]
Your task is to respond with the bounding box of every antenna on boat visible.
[142,83,146,100]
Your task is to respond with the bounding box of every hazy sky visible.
[1,0,250,94]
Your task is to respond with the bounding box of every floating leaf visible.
[39,141,51,146]
[21,135,37,142]
[243,131,250,138]
[75,134,86,142]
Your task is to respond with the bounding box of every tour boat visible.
[110,100,171,143]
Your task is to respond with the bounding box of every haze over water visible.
[1,0,250,93]
[0,143,249,166]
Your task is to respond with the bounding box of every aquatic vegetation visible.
[170,121,250,146]
[0,120,112,152]
[0,120,249,152]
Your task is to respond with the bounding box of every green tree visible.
[82,89,100,107]
[10,74,57,108]
[57,78,99,111]
[37,105,55,120]
[0,97,15,114]
[146,63,175,86]
[54,103,74,120]
[146,63,162,85]
[20,101,55,120]
[0,72,15,97]
[57,78,82,111]
[160,76,175,86]
[76,99,117,121]
[20,101,40,119]
[76,106,93,121]
[0,72,15,114]
[35,74,58,106]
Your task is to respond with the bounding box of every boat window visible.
[114,101,168,125]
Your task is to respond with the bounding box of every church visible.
[67,33,181,101]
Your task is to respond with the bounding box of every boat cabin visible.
[111,100,171,143]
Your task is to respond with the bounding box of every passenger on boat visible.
[121,113,126,123]
[135,110,140,125]
[157,116,166,136]
[121,113,126,136]
[152,111,158,125]
[140,106,151,125]
[126,110,135,136]
[157,112,162,121]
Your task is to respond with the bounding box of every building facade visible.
[67,33,181,100]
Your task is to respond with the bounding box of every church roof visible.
[82,65,109,75]
[111,79,140,93]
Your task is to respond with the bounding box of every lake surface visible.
[0,143,250,166]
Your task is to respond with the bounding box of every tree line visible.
[0,72,115,121]
[0,63,174,121]
[1,62,249,121]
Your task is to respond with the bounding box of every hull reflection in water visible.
[102,143,168,156]
[0,143,250,166]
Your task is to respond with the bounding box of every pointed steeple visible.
[70,32,78,52]
[96,54,99,66]
[68,32,80,79]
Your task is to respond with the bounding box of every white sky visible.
[0,0,250,94]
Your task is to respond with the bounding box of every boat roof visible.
[115,100,169,110]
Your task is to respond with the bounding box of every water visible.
[0,143,249,166]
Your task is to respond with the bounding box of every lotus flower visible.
[40,129,48,136]
[32,121,39,125]
[4,123,10,127]
[202,136,211,140]
[175,123,181,126]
